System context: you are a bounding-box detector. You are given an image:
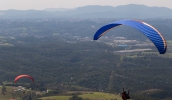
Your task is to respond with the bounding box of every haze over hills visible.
[44,8,72,12]
[0,4,172,19]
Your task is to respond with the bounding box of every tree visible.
[69,94,83,100]
[1,85,6,95]
[20,91,39,100]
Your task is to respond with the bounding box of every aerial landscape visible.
[0,0,172,100]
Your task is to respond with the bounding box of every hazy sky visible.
[0,0,172,10]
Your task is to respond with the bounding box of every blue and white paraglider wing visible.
[93,19,167,54]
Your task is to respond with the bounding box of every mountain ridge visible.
[0,4,172,19]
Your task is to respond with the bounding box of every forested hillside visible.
[0,19,172,99]
[0,36,172,99]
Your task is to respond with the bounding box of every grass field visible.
[167,40,172,44]
[39,92,122,100]
[142,52,172,58]
[0,86,20,100]
[0,86,123,100]
[0,43,14,46]
[40,95,71,100]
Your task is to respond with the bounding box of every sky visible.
[0,0,172,10]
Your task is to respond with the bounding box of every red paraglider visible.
[14,74,34,82]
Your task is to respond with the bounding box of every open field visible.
[39,92,122,100]
[0,85,39,100]
[0,43,14,46]
[0,86,20,100]
[0,86,122,100]
[142,52,172,58]
[167,40,172,44]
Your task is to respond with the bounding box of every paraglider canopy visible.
[14,74,34,82]
[93,19,167,54]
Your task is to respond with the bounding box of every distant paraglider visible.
[93,19,167,54]
[14,74,34,82]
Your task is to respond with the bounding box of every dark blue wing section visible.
[93,19,167,54]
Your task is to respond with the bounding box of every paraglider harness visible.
[122,88,130,100]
